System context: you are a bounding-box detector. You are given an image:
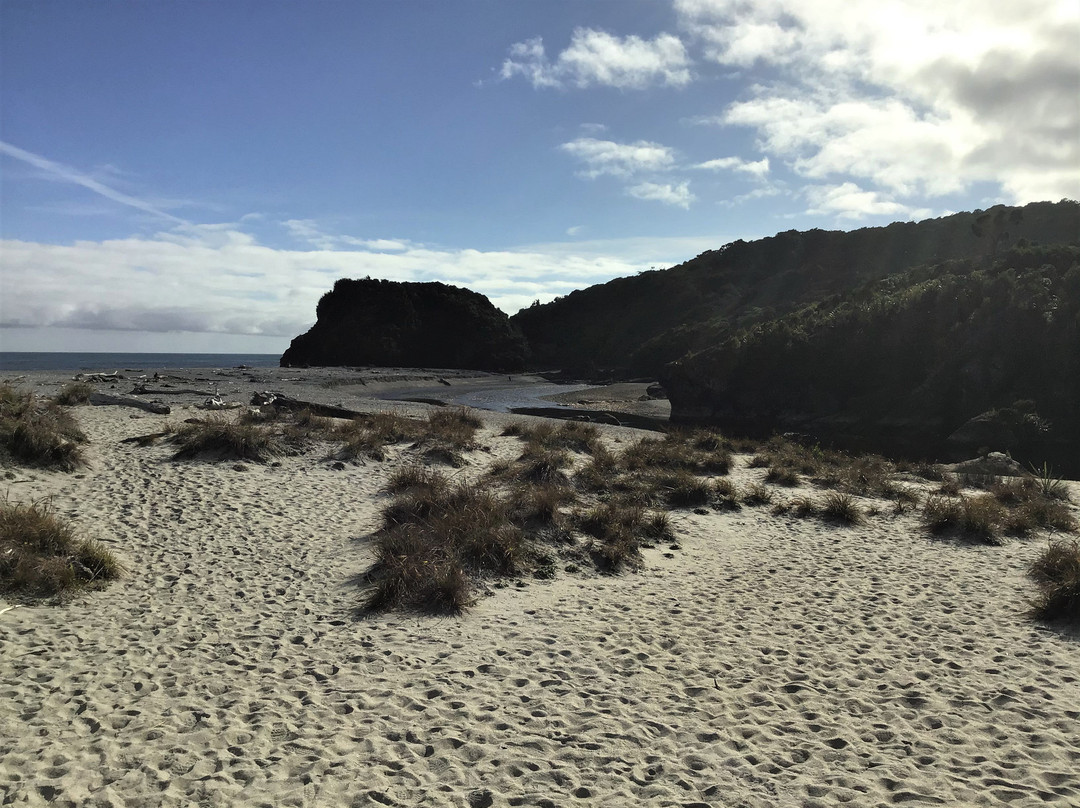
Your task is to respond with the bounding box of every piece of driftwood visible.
[89,392,171,414]
[129,383,216,396]
[120,431,171,446]
[250,392,363,419]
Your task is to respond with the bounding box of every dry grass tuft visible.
[52,382,95,406]
[620,432,732,476]
[0,497,123,597]
[922,494,1007,543]
[365,480,523,614]
[171,417,283,462]
[741,483,774,507]
[0,384,87,471]
[819,492,865,525]
[1027,540,1080,621]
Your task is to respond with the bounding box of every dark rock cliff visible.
[280,278,528,371]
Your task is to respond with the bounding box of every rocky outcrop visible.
[281,278,528,371]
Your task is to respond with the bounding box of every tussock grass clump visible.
[336,412,425,461]
[790,496,817,517]
[366,480,523,614]
[819,492,865,525]
[752,436,900,497]
[574,501,650,572]
[573,445,619,492]
[0,497,123,597]
[1027,540,1080,621]
[0,385,87,471]
[649,470,711,508]
[171,417,283,462]
[52,382,94,406]
[922,494,1007,543]
[712,478,742,510]
[741,483,774,506]
[425,408,482,448]
[505,420,602,455]
[508,483,577,526]
[384,464,451,497]
[620,432,732,476]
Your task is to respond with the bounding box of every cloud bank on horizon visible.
[1,0,1076,352]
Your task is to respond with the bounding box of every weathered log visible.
[89,392,171,414]
[250,392,364,419]
[129,384,215,396]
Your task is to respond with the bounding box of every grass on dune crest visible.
[0,383,87,471]
[0,497,123,598]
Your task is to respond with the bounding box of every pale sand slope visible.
[1,402,1079,808]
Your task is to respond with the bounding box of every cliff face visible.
[510,201,1080,377]
[280,278,528,371]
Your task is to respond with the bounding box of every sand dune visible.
[2,379,1078,807]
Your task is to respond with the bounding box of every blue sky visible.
[2,0,1077,353]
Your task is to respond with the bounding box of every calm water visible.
[0,352,281,372]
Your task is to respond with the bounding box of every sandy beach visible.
[2,367,1078,808]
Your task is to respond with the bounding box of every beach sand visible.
[1,369,1078,807]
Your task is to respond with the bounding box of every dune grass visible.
[0,497,123,597]
[0,384,87,471]
[364,477,523,614]
[171,416,284,462]
[1027,539,1080,621]
[52,382,95,406]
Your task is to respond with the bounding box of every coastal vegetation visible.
[1028,539,1080,621]
[0,496,123,598]
[0,383,87,471]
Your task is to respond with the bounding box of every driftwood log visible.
[89,392,171,414]
[251,392,363,419]
[129,383,216,396]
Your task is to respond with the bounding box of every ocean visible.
[0,352,281,373]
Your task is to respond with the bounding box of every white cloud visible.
[560,137,676,178]
[283,219,411,252]
[500,28,692,90]
[626,181,695,208]
[804,182,933,220]
[0,141,190,225]
[694,155,770,178]
[0,225,659,344]
[677,0,1080,204]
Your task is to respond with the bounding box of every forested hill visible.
[510,200,1080,377]
[663,242,1080,471]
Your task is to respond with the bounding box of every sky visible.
[1,0,1077,354]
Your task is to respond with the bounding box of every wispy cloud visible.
[0,141,190,225]
[560,137,676,179]
[626,181,695,209]
[694,155,770,179]
[500,28,692,90]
